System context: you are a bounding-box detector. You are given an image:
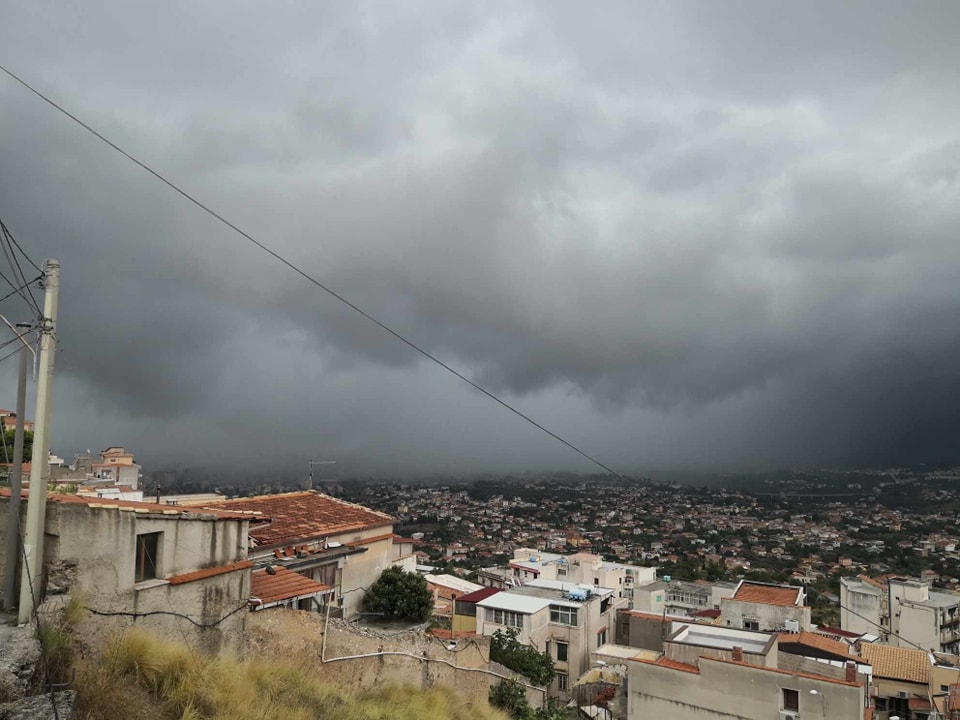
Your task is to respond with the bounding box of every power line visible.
[0,62,623,479]
[0,220,41,315]
[0,273,43,306]
[736,547,935,654]
[0,218,42,272]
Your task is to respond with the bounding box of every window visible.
[743,619,759,631]
[135,532,161,582]
[942,684,951,693]
[556,642,568,662]
[485,608,523,628]
[782,688,799,711]
[655,594,662,602]
[594,577,599,585]
[597,628,607,646]
[557,672,568,691]
[557,567,567,577]
[550,605,578,626]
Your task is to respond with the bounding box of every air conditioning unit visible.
[779,712,799,720]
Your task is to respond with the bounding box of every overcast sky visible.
[1,2,959,477]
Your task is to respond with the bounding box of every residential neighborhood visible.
[9,456,960,718]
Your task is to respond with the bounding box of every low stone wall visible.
[246,610,547,710]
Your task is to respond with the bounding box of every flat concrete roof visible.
[477,593,552,614]
[669,623,772,655]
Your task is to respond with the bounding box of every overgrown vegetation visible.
[34,594,84,688]
[362,566,432,622]
[74,630,509,720]
[490,629,555,686]
[488,681,568,720]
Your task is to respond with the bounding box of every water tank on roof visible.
[663,575,672,582]
[568,588,587,601]
[529,555,538,562]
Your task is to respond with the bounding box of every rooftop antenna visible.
[307,460,336,491]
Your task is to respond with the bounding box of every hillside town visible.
[5,447,960,718]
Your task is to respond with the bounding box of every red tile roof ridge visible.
[0,488,250,519]
[778,631,863,661]
[732,581,803,607]
[630,656,700,674]
[250,566,332,605]
[702,657,863,687]
[168,559,252,585]
[199,491,393,547]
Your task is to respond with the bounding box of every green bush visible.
[490,629,555,686]
[361,566,432,622]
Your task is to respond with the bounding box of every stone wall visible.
[246,610,547,710]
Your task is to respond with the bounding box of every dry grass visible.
[74,630,509,720]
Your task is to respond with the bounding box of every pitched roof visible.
[200,491,393,547]
[457,587,500,604]
[167,559,252,585]
[630,656,700,674]
[778,631,861,661]
[250,566,331,606]
[732,581,803,607]
[860,643,930,684]
[702,657,862,687]
[0,487,250,520]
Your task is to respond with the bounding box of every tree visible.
[0,429,33,464]
[490,680,530,719]
[490,628,555,687]
[489,682,569,720]
[361,566,432,622]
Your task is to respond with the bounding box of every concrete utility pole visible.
[2,327,31,610]
[18,259,59,624]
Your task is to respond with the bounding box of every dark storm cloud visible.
[1,1,959,472]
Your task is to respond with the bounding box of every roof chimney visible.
[845,661,856,683]
[732,646,743,662]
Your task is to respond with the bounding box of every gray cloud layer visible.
[1,1,959,474]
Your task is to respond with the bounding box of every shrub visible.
[361,566,432,622]
[490,629,555,686]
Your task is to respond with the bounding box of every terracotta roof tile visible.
[630,656,701,674]
[860,643,930,684]
[250,566,332,606]
[200,491,393,547]
[168,560,252,585]
[732,581,802,607]
[0,488,251,520]
[703,657,863,687]
[778,631,861,661]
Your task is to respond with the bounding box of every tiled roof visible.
[457,587,500,604]
[251,566,332,606]
[0,488,250,520]
[732,581,802,607]
[778,631,861,661]
[200,491,393,547]
[860,643,930,684]
[630,656,700,674]
[818,625,862,639]
[168,560,252,585]
[703,657,862,687]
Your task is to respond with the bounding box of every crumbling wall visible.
[246,611,548,710]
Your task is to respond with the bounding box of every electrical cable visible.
[736,545,935,655]
[0,62,623,479]
[85,600,250,628]
[0,218,43,272]
[0,274,43,306]
[0,222,40,315]
[0,225,40,314]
